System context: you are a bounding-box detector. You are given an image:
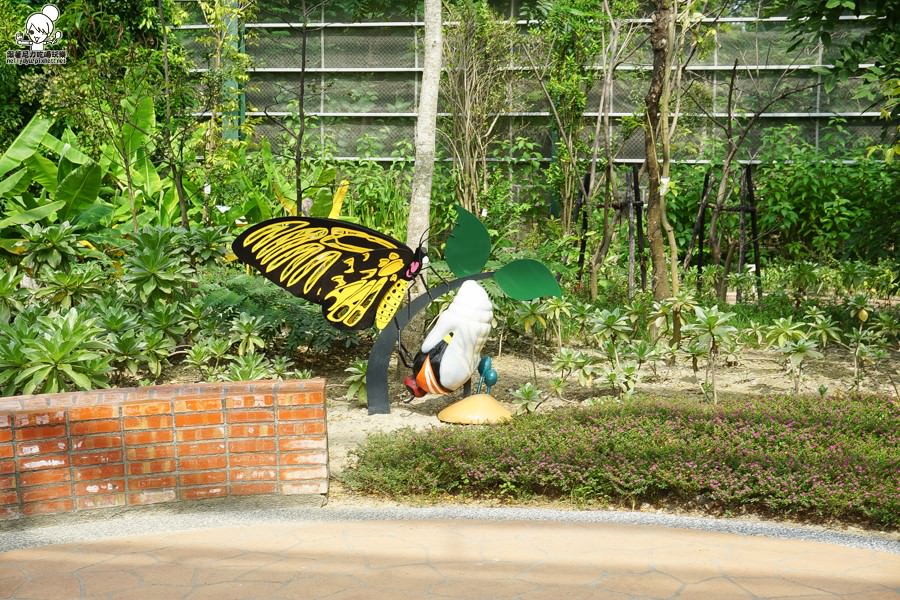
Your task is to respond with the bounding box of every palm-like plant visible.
[343,359,368,406]
[185,343,214,377]
[683,306,737,404]
[0,266,24,324]
[141,330,175,380]
[223,352,273,382]
[542,295,572,350]
[16,308,111,394]
[650,291,698,347]
[33,264,106,309]
[230,312,267,356]
[765,316,806,348]
[0,318,31,395]
[590,308,631,368]
[122,245,194,304]
[19,221,80,277]
[143,301,188,345]
[778,338,823,394]
[511,381,545,413]
[806,315,842,349]
[106,330,148,383]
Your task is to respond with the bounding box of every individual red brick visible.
[129,475,176,490]
[126,446,175,461]
[278,423,328,437]
[227,395,273,409]
[23,498,73,516]
[231,453,277,467]
[75,480,124,496]
[178,471,226,487]
[0,429,11,443]
[174,398,221,413]
[128,459,176,475]
[276,392,320,406]
[175,413,223,427]
[277,407,325,421]
[281,480,327,495]
[0,460,14,474]
[231,482,277,496]
[72,450,123,466]
[177,441,225,456]
[124,416,173,430]
[15,425,66,441]
[14,410,66,427]
[21,483,72,503]
[0,443,11,459]
[180,456,226,471]
[227,410,274,423]
[0,490,17,505]
[74,464,125,481]
[20,468,70,487]
[281,451,326,466]
[228,424,275,438]
[232,468,276,482]
[0,475,14,489]
[279,437,327,452]
[181,486,227,501]
[17,455,68,471]
[68,406,118,421]
[280,466,328,480]
[228,439,275,454]
[123,401,171,416]
[124,430,173,445]
[77,494,125,510]
[69,419,120,436]
[71,435,121,451]
[176,427,225,442]
[15,438,67,457]
[128,489,176,506]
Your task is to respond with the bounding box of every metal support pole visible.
[746,165,763,303]
[698,201,706,296]
[633,165,646,292]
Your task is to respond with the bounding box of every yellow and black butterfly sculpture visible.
[232,217,427,331]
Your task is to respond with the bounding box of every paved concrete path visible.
[2,514,899,599]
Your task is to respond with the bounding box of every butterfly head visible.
[405,246,428,279]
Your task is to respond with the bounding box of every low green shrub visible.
[344,393,900,529]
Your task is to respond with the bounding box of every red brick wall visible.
[0,379,327,520]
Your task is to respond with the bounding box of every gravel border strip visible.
[1,500,898,555]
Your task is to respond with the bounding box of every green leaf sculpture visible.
[445,205,491,277]
[494,259,561,301]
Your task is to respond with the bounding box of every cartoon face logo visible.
[15,4,62,51]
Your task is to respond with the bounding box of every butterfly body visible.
[232,217,425,330]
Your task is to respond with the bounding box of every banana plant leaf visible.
[24,153,58,194]
[0,169,28,198]
[57,163,102,223]
[0,116,52,178]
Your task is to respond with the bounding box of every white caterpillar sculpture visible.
[404,280,493,397]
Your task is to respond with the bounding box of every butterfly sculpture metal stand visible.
[366,272,494,415]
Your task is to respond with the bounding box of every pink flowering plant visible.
[345,393,899,528]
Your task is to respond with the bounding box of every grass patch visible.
[343,393,900,529]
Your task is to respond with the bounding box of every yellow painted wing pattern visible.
[232,217,419,331]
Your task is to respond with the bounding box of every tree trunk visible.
[643,0,673,300]
[402,0,442,351]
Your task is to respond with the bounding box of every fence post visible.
[746,165,763,303]
[632,165,647,292]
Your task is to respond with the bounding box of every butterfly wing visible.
[232,217,417,330]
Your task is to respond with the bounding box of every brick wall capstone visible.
[0,379,327,520]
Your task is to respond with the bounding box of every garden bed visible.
[341,391,900,530]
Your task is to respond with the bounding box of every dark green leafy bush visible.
[345,394,900,528]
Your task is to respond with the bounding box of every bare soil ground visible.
[324,345,899,475]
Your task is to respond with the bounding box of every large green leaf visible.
[132,148,162,196]
[494,259,562,301]
[122,96,155,157]
[445,205,491,277]
[0,200,66,230]
[73,202,114,227]
[24,153,58,194]
[57,163,102,222]
[0,116,52,178]
[41,131,91,165]
[0,169,28,198]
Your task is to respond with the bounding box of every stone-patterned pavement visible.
[1,519,898,599]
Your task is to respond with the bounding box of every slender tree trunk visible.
[644,0,673,300]
[403,0,442,357]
